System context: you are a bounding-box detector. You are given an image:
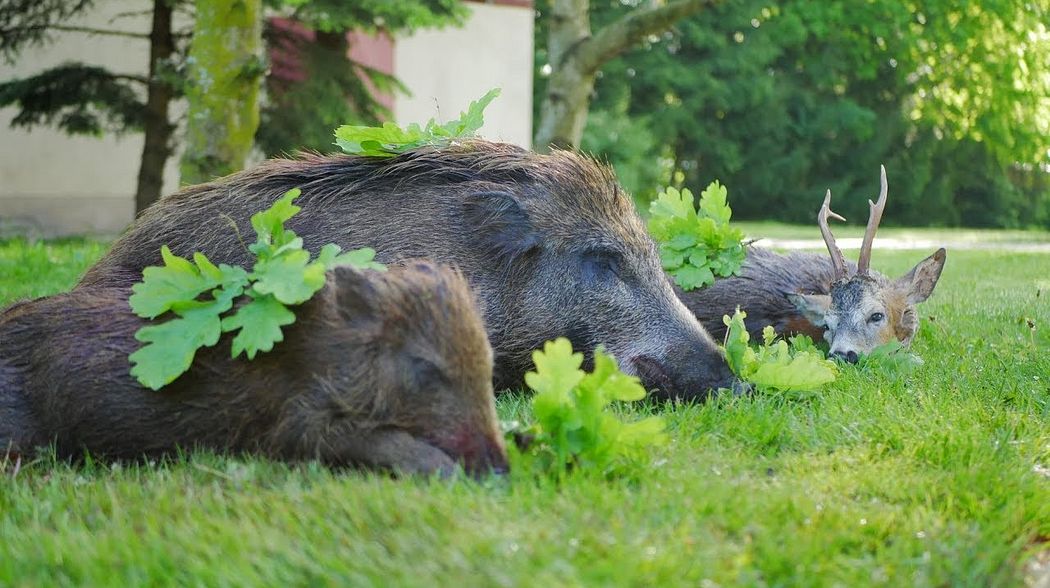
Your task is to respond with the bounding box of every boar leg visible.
[273,394,456,476]
[274,420,456,477]
[1,382,39,459]
[328,427,458,477]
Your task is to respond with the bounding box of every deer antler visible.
[818,189,848,280]
[856,165,888,275]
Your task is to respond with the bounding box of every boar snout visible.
[628,346,736,402]
[475,440,510,477]
[437,425,509,478]
[629,355,674,397]
[462,436,510,478]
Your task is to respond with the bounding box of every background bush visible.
[535,0,1050,228]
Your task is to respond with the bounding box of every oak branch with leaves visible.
[648,180,746,291]
[721,308,838,395]
[335,88,500,157]
[128,188,384,390]
[512,338,667,476]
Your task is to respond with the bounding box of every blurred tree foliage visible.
[535,0,1050,228]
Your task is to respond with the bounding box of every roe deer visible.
[677,166,946,363]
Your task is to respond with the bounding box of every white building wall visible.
[0,1,534,237]
[0,1,177,236]
[394,3,533,148]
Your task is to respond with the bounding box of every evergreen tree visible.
[0,0,184,212]
[0,0,463,210]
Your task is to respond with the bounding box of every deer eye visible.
[868,312,885,323]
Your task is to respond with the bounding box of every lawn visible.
[1,228,1048,587]
[735,221,1050,245]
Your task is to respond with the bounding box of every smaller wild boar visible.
[0,261,508,477]
[679,167,946,362]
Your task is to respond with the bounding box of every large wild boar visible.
[0,262,508,476]
[78,141,737,399]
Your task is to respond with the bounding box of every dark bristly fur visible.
[77,140,736,400]
[678,248,854,341]
[0,262,508,477]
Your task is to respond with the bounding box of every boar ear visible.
[785,293,832,327]
[331,265,379,320]
[463,191,540,260]
[894,248,946,304]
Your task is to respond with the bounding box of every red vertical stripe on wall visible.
[347,31,395,113]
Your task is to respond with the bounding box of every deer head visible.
[786,166,947,363]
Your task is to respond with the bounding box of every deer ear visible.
[895,248,946,305]
[462,191,540,260]
[786,293,832,327]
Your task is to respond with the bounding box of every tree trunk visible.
[534,0,718,151]
[534,0,592,152]
[180,0,263,186]
[134,0,176,213]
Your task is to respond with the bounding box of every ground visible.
[1,226,1048,587]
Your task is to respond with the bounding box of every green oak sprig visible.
[857,341,925,376]
[334,88,500,157]
[722,308,838,395]
[648,180,746,291]
[510,338,667,477]
[128,188,385,391]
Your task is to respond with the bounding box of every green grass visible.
[0,239,111,301]
[1,231,1048,587]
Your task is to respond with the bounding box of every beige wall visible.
[0,2,534,237]
[0,1,179,236]
[395,2,534,148]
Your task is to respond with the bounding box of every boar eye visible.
[581,249,621,282]
[868,312,885,323]
[408,356,449,389]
